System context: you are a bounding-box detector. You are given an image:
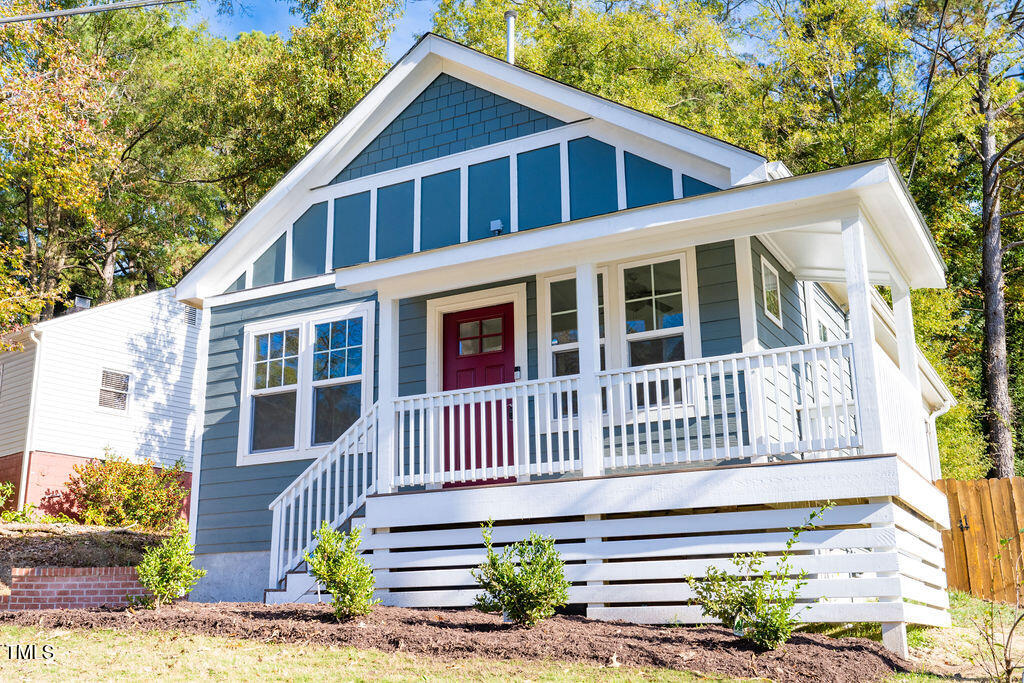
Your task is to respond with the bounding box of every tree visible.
[0,244,56,351]
[909,0,1024,476]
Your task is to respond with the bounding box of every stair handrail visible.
[268,400,380,586]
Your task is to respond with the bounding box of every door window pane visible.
[312,383,362,446]
[251,392,296,451]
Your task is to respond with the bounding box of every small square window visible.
[98,370,130,411]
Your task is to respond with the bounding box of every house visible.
[175,33,955,657]
[0,289,201,511]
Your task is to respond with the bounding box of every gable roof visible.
[175,33,770,305]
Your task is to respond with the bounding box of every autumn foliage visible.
[64,453,189,530]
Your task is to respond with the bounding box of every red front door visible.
[442,303,515,486]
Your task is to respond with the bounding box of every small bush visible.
[687,502,834,651]
[304,522,379,620]
[472,520,569,627]
[0,481,14,509]
[136,520,206,608]
[64,450,188,530]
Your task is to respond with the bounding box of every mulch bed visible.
[0,602,911,682]
[0,523,165,592]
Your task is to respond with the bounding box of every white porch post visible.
[575,262,604,477]
[734,237,766,461]
[891,276,921,392]
[841,214,884,454]
[376,293,399,494]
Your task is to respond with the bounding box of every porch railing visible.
[268,339,866,586]
[393,376,582,486]
[876,348,932,476]
[598,339,861,470]
[268,402,379,587]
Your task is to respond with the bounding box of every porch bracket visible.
[575,262,604,477]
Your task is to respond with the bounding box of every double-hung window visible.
[621,257,687,366]
[545,273,606,377]
[240,302,373,465]
[761,256,784,328]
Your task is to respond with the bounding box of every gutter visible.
[17,329,43,510]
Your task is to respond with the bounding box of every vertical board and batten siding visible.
[695,242,742,357]
[0,345,35,457]
[196,285,374,555]
[30,290,200,470]
[397,278,538,397]
[751,237,805,348]
[332,73,565,184]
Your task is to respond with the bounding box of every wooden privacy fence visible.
[938,478,1024,603]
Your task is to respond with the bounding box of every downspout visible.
[926,399,954,482]
[17,329,42,510]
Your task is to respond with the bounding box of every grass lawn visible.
[0,623,726,682]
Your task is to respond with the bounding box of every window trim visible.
[538,269,609,378]
[97,368,132,415]
[760,255,785,329]
[617,252,699,367]
[237,301,375,466]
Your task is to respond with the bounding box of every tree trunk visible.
[977,62,1016,477]
[99,233,118,303]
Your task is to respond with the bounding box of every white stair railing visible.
[268,402,379,587]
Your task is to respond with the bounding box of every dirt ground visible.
[0,602,911,682]
[0,523,165,592]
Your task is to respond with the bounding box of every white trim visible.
[509,149,519,232]
[325,196,335,272]
[236,300,375,466]
[616,251,700,365]
[615,146,627,210]
[16,330,43,510]
[759,255,785,329]
[202,274,338,309]
[368,188,378,262]
[424,283,528,393]
[537,268,609,378]
[187,304,211,542]
[412,177,422,252]
[559,140,570,223]
[734,237,759,352]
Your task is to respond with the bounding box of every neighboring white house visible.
[176,33,956,658]
[0,289,201,511]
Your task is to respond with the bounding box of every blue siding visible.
[516,144,561,230]
[568,137,617,219]
[291,202,327,279]
[683,174,720,197]
[224,273,245,294]
[398,278,538,397]
[252,234,286,287]
[332,74,564,184]
[420,169,461,251]
[196,286,375,555]
[333,191,371,268]
[376,180,415,260]
[752,237,805,348]
[625,152,673,208]
[468,157,510,241]
[696,241,742,356]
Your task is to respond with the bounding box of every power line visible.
[0,0,194,25]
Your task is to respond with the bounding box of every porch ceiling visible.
[334,159,945,298]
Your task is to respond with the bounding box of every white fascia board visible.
[335,161,902,295]
[175,40,439,304]
[428,37,767,185]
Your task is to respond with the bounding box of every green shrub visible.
[65,450,189,530]
[304,522,379,620]
[686,502,834,651]
[472,520,569,627]
[0,481,14,509]
[136,520,206,608]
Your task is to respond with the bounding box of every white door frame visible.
[424,283,529,393]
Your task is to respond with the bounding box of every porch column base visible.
[881,622,908,658]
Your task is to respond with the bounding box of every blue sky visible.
[193,0,440,60]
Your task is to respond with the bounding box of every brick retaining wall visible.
[1,567,150,610]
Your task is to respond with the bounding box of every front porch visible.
[264,169,952,655]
